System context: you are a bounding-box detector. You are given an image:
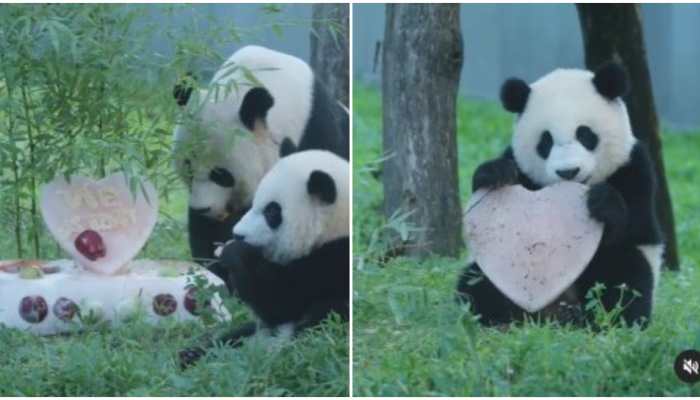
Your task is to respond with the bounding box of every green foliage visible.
[0,5,348,395]
[0,4,323,259]
[0,4,197,258]
[353,84,700,396]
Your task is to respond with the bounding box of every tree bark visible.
[577,4,679,270]
[382,4,464,258]
[310,4,349,107]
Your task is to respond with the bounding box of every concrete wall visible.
[142,4,313,78]
[354,4,700,130]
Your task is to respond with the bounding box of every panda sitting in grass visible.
[179,145,349,367]
[172,45,348,267]
[456,62,663,329]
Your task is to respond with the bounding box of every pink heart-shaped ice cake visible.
[40,173,158,275]
[463,182,603,312]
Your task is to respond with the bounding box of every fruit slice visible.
[53,297,79,321]
[184,287,211,316]
[153,293,177,316]
[19,267,43,280]
[19,296,48,323]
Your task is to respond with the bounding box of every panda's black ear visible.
[239,87,274,131]
[173,72,195,106]
[279,137,297,158]
[592,62,629,100]
[500,78,530,114]
[307,170,336,205]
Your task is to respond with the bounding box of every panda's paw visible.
[214,240,234,258]
[472,158,519,192]
[587,183,628,244]
[220,240,263,269]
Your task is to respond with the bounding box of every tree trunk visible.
[382,4,464,258]
[310,4,349,107]
[577,4,679,270]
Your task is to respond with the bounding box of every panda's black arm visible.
[587,183,628,245]
[188,208,236,267]
[471,147,540,192]
[603,143,663,246]
[188,208,221,262]
[216,321,258,347]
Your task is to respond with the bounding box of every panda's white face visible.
[172,46,319,222]
[232,150,349,265]
[512,69,636,187]
[173,88,278,221]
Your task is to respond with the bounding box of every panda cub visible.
[456,62,663,328]
[180,147,349,366]
[172,45,349,265]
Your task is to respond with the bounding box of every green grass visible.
[352,84,700,396]
[0,160,348,397]
[0,315,348,396]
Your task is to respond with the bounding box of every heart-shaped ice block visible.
[40,173,158,275]
[463,182,603,312]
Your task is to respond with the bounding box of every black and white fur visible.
[172,45,349,265]
[456,62,663,328]
[180,149,349,366]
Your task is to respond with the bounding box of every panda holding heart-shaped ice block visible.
[456,62,664,329]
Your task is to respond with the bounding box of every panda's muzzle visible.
[556,168,580,180]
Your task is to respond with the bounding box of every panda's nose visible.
[556,168,580,180]
[232,233,245,241]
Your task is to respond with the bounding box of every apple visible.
[74,230,106,261]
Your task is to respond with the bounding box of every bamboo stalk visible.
[0,51,24,258]
[12,156,23,258]
[20,81,40,258]
[8,95,23,259]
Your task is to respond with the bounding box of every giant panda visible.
[456,62,663,329]
[179,148,349,366]
[172,45,349,266]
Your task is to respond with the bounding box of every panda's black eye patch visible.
[263,201,282,229]
[209,167,235,188]
[576,125,599,151]
[536,131,553,159]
